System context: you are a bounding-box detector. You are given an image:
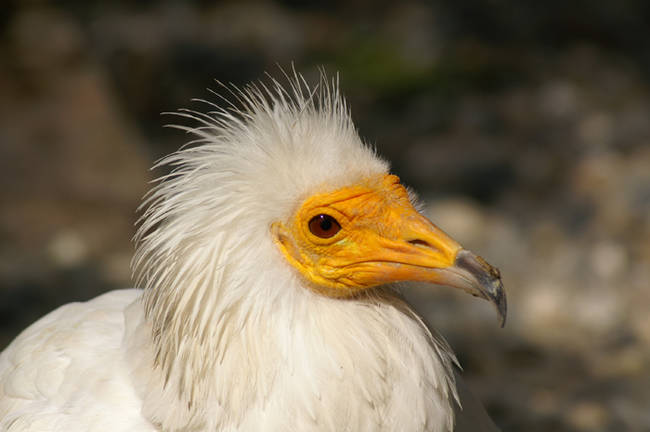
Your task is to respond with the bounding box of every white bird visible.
[0,73,506,432]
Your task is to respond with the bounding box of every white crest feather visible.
[130,71,458,431]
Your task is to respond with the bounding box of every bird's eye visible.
[308,214,341,238]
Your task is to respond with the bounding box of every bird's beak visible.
[350,206,507,327]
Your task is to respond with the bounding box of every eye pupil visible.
[309,214,341,238]
[320,217,332,231]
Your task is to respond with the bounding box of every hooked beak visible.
[354,209,508,327]
[432,249,507,327]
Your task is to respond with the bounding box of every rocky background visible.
[1,1,649,431]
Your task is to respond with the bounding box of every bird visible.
[0,72,506,432]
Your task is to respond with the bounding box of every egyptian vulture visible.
[0,73,506,432]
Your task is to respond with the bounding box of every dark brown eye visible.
[308,214,341,238]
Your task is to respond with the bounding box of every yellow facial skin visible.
[272,174,507,325]
[271,174,463,295]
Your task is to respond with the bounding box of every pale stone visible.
[566,401,609,431]
[48,230,88,268]
[590,241,627,280]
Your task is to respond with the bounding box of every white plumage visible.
[0,73,503,431]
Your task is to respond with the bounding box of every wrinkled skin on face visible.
[271,174,506,325]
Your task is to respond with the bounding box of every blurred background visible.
[1,1,649,430]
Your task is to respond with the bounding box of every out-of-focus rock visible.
[425,197,487,247]
[590,241,627,281]
[520,282,570,334]
[47,229,89,269]
[566,401,609,431]
[537,80,580,119]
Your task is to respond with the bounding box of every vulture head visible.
[130,72,505,431]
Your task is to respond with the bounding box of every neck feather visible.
[130,263,458,431]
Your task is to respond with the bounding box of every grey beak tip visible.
[490,278,507,328]
[497,291,507,328]
[455,249,508,328]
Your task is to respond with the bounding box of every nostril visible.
[408,239,432,248]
